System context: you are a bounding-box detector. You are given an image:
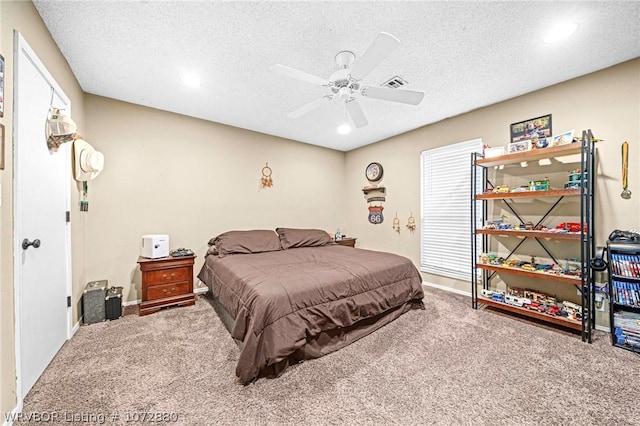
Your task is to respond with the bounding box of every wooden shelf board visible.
[477,188,580,200]
[476,229,581,240]
[477,142,583,167]
[477,263,582,285]
[478,296,582,331]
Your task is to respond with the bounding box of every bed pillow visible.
[208,230,282,257]
[276,228,334,249]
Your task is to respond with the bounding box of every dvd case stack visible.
[607,242,640,352]
[612,310,640,349]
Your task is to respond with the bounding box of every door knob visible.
[22,238,41,250]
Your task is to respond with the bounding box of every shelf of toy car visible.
[477,188,581,200]
[476,142,583,167]
[476,229,582,240]
[477,263,582,285]
[477,296,582,330]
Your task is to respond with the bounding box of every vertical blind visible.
[420,138,483,281]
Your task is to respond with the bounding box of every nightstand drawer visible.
[138,255,196,316]
[145,267,190,285]
[147,281,191,301]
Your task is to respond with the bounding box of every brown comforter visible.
[198,245,424,383]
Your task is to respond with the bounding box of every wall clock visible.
[365,162,383,182]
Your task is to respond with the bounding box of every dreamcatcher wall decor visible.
[261,162,273,188]
[393,213,400,233]
[406,213,416,231]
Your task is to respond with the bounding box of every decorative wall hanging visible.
[621,141,632,199]
[80,181,89,212]
[368,205,384,224]
[406,213,416,231]
[393,213,400,233]
[261,162,273,188]
[363,162,386,224]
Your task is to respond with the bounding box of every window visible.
[420,138,483,281]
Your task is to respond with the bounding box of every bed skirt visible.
[205,291,423,382]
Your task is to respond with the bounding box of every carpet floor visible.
[20,287,640,425]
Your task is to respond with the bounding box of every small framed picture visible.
[0,123,4,170]
[510,114,552,143]
[508,139,532,154]
[484,146,505,158]
[551,130,575,147]
[0,54,4,117]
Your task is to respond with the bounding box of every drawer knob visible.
[162,274,167,279]
[163,289,167,293]
[171,273,175,278]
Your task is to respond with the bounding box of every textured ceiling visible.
[33,1,640,152]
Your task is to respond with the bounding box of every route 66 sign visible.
[368,205,384,224]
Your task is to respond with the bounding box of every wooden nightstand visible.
[334,237,357,247]
[137,255,196,316]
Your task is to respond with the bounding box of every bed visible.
[197,228,424,384]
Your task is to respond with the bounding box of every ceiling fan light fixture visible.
[338,87,351,100]
[335,50,355,69]
[337,124,351,135]
[543,22,580,44]
[180,73,202,87]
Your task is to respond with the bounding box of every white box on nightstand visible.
[140,234,169,258]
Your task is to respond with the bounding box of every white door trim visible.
[12,31,73,405]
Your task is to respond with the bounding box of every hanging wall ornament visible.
[393,213,400,233]
[368,205,384,224]
[261,163,273,188]
[406,213,416,231]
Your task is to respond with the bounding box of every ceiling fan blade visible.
[350,32,401,81]
[287,96,333,119]
[361,86,424,105]
[271,64,329,86]
[345,98,368,128]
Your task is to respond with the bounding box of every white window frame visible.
[420,138,483,281]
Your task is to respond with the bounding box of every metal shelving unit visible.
[471,131,596,342]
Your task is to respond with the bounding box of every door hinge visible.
[67,296,71,308]
[66,211,70,223]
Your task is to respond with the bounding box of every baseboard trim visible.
[422,281,472,297]
[194,286,208,295]
[71,320,80,337]
[123,299,141,307]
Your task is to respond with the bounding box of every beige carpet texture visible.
[19,287,640,425]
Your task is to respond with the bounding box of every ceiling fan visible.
[271,32,424,129]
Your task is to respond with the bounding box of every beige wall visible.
[1,0,86,417]
[83,95,346,304]
[345,59,640,316]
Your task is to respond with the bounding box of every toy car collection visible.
[484,169,594,195]
[478,285,582,322]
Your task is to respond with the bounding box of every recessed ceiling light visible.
[543,22,580,44]
[337,124,351,135]
[180,73,202,87]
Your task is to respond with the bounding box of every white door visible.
[14,32,71,398]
